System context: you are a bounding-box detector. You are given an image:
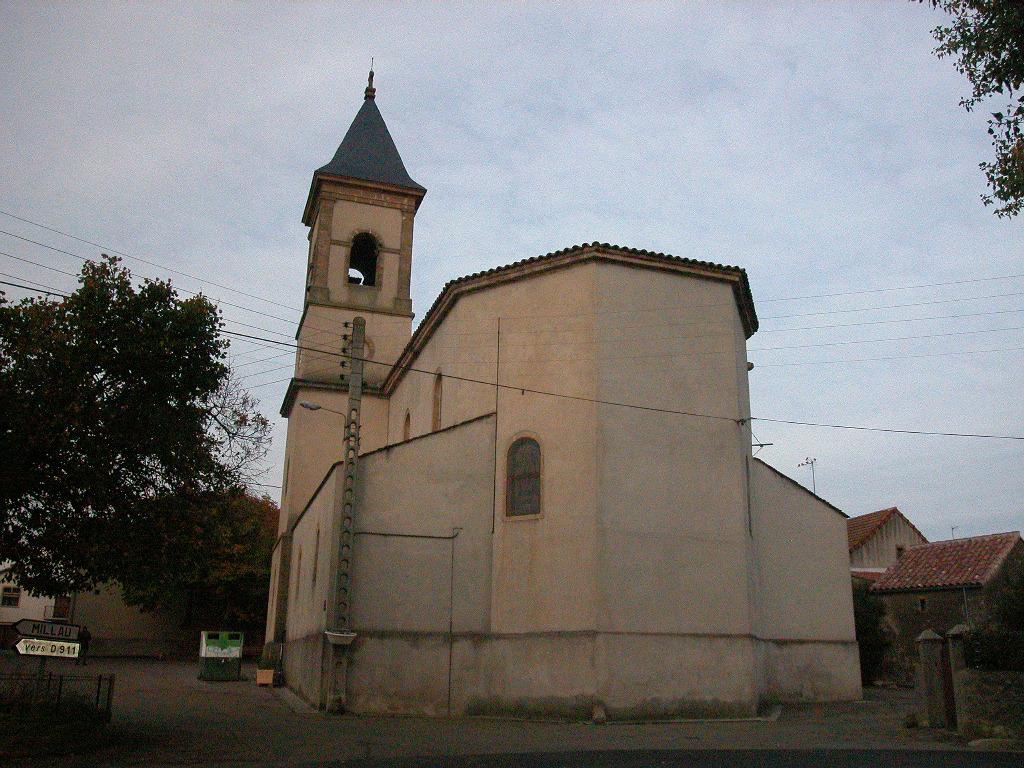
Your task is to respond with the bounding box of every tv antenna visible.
[798,457,818,494]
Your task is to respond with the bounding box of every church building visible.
[265,73,861,718]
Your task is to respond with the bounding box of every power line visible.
[762,290,1024,320]
[0,279,69,297]
[749,325,1024,351]
[221,328,1024,441]
[763,307,1024,333]
[6,208,1024,326]
[765,273,1024,303]
[0,210,302,312]
[753,346,1024,367]
[0,229,305,327]
[750,417,1023,441]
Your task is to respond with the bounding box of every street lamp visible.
[299,401,321,411]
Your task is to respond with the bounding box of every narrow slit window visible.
[506,437,541,517]
[432,372,443,431]
[403,411,411,441]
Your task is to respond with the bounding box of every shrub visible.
[964,626,1024,672]
[853,583,890,684]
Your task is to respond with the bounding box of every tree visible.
[853,582,891,685]
[923,1,1024,217]
[120,491,278,627]
[0,255,271,598]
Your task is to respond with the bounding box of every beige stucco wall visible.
[0,566,54,624]
[849,513,928,570]
[384,263,600,634]
[71,583,191,656]
[749,458,861,701]
[283,414,496,710]
[593,263,754,639]
[276,249,860,714]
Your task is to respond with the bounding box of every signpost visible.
[12,619,80,642]
[15,637,80,658]
[13,617,83,694]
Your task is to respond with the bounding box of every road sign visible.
[12,618,80,641]
[15,637,80,658]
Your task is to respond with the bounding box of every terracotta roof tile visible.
[846,506,927,552]
[851,570,885,583]
[871,532,1022,593]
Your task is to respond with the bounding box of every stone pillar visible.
[916,629,947,728]
[946,623,970,733]
[946,624,969,673]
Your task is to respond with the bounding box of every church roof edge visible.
[382,242,759,395]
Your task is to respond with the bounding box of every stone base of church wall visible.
[283,632,327,709]
[347,633,452,715]
[755,639,861,703]
[343,631,764,719]
[453,633,598,719]
[596,633,758,719]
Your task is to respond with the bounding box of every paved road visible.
[323,752,1024,768]
[1,658,1018,766]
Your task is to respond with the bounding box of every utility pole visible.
[324,316,365,710]
[798,457,817,494]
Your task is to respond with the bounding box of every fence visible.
[0,672,115,722]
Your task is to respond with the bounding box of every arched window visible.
[432,371,443,431]
[506,437,541,517]
[403,410,411,441]
[348,232,379,286]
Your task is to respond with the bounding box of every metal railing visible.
[0,672,115,722]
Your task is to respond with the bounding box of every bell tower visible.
[294,68,425,396]
[285,69,425,427]
[267,72,425,646]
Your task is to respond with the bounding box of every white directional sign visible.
[15,637,80,658]
[12,618,80,641]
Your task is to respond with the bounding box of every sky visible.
[1,1,1021,541]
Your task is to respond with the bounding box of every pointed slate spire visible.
[312,71,424,193]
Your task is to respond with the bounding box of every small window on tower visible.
[348,233,379,286]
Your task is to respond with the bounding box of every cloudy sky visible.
[2,2,1021,540]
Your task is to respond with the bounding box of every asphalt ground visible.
[0,656,1018,767]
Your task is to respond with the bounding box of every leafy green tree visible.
[853,582,891,685]
[0,256,271,599]
[991,552,1024,631]
[120,491,278,627]
[923,1,1024,217]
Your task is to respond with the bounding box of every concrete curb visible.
[967,738,1024,752]
[273,683,321,714]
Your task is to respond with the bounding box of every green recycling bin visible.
[199,631,244,681]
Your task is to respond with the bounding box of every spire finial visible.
[365,59,376,100]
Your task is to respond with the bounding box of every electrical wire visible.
[221,328,1024,440]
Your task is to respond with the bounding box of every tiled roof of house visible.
[871,532,1022,593]
[846,506,927,552]
[851,569,885,583]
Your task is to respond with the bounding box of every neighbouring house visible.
[847,506,928,586]
[264,71,861,718]
[870,531,1024,670]
[0,564,71,649]
[68,584,194,657]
